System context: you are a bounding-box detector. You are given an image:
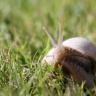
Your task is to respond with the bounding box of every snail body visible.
[42,25,96,89]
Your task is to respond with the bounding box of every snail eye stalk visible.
[43,27,56,47]
[58,22,63,50]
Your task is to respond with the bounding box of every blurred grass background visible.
[0,0,96,96]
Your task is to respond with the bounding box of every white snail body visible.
[42,25,96,89]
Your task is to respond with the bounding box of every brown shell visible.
[57,46,95,89]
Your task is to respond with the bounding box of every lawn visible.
[0,0,96,96]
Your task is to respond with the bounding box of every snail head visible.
[43,22,65,69]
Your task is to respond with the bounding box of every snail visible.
[42,23,96,90]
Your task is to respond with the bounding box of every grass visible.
[0,0,96,96]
